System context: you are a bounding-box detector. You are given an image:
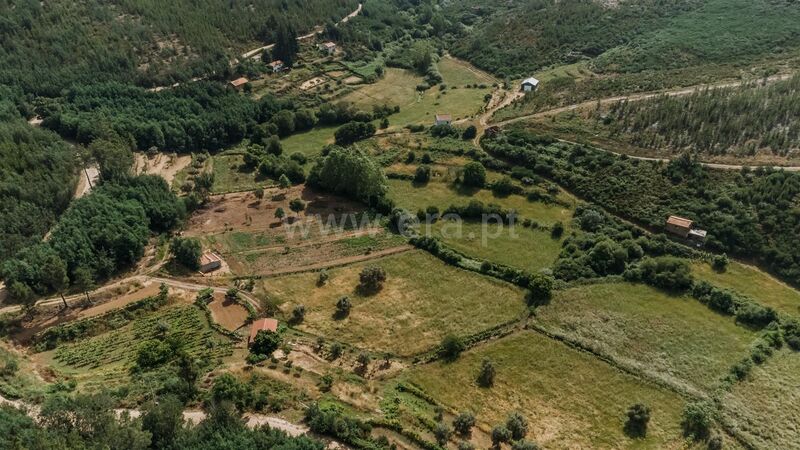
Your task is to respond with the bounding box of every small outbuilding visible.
[665,215,707,244]
[229,77,249,90]
[319,41,337,55]
[521,77,539,92]
[199,252,222,273]
[434,114,452,126]
[249,318,279,346]
[269,60,285,73]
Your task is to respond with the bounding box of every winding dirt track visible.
[485,73,800,171]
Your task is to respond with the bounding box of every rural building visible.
[319,41,337,55]
[521,77,539,92]
[229,77,249,90]
[249,318,279,346]
[199,252,222,273]
[434,114,452,126]
[665,215,707,244]
[269,60,285,73]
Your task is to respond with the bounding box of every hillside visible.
[0,0,358,95]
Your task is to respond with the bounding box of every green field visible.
[436,56,496,87]
[260,250,527,356]
[721,349,800,449]
[408,331,689,449]
[388,179,575,225]
[426,221,563,273]
[280,126,338,159]
[211,153,265,193]
[342,68,491,129]
[692,261,800,318]
[535,282,756,393]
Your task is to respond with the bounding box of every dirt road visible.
[491,73,793,128]
[485,73,800,171]
[240,3,362,60]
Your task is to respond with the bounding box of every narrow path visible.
[239,3,362,60]
[486,73,800,171]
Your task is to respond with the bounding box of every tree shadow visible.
[623,421,647,439]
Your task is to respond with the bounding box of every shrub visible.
[291,305,306,324]
[491,425,511,447]
[170,237,202,270]
[551,221,564,238]
[735,303,778,328]
[624,403,651,437]
[711,253,729,272]
[506,412,528,440]
[289,152,307,165]
[491,177,516,197]
[681,401,713,439]
[414,165,432,183]
[638,257,693,291]
[251,330,281,357]
[511,441,539,450]
[440,334,465,361]
[527,274,554,306]
[461,162,486,187]
[476,358,495,387]
[433,423,452,446]
[334,121,376,145]
[335,296,352,318]
[358,266,386,293]
[317,269,329,286]
[452,412,476,437]
[782,319,800,350]
[462,125,477,140]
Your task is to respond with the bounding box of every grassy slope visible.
[721,349,800,449]
[692,261,800,318]
[409,331,689,449]
[535,282,755,393]
[261,250,527,356]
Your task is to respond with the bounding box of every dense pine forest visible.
[0,88,76,265]
[0,0,358,95]
[482,129,800,285]
[601,75,800,158]
[445,0,800,79]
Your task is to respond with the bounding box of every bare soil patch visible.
[207,293,249,331]
[184,185,365,237]
[134,152,192,186]
[343,76,362,85]
[300,77,328,91]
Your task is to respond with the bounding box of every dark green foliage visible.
[142,395,185,450]
[490,425,511,447]
[602,76,800,158]
[136,339,174,370]
[334,121,376,145]
[170,237,202,270]
[430,124,460,139]
[483,130,800,286]
[505,412,528,441]
[0,100,76,265]
[511,441,539,450]
[434,422,452,446]
[335,296,352,319]
[358,266,387,294]
[452,412,476,437]
[308,146,389,205]
[783,320,800,350]
[414,165,432,183]
[734,303,778,329]
[624,403,651,437]
[476,358,496,387]
[527,274,553,306]
[462,125,477,140]
[634,257,693,291]
[251,330,282,357]
[304,402,373,447]
[461,162,486,187]
[681,401,713,439]
[440,335,465,361]
[0,0,359,96]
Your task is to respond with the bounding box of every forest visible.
[0,87,76,266]
[600,75,800,158]
[445,0,800,79]
[0,0,358,95]
[482,129,800,286]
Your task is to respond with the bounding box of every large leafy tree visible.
[308,146,388,204]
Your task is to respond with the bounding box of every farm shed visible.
[199,252,222,273]
[319,41,337,55]
[269,60,285,73]
[229,77,249,90]
[521,77,539,92]
[249,318,279,346]
[434,114,452,126]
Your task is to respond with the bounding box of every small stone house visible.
[434,114,452,126]
[521,77,540,92]
[319,41,337,55]
[199,252,222,273]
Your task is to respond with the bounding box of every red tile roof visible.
[230,77,249,87]
[667,215,693,229]
[249,318,278,342]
